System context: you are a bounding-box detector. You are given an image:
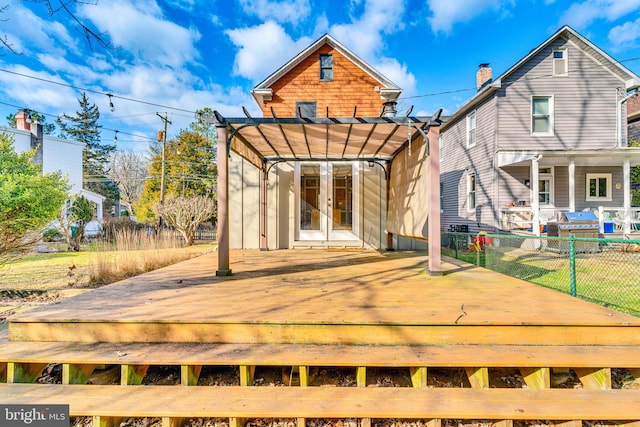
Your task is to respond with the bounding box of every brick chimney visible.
[476,63,492,90]
[15,110,31,131]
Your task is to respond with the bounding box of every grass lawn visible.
[442,244,640,317]
[0,242,216,292]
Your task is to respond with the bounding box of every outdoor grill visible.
[547,211,600,252]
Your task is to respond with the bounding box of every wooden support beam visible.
[297,418,306,427]
[552,421,581,427]
[356,366,367,387]
[162,417,185,427]
[92,416,123,427]
[63,363,96,385]
[410,367,427,388]
[426,420,442,427]
[180,365,202,386]
[465,367,489,389]
[239,365,255,386]
[493,421,513,427]
[361,418,371,427]
[299,366,309,387]
[7,362,47,383]
[121,364,149,385]
[230,417,248,427]
[574,367,611,390]
[520,367,551,389]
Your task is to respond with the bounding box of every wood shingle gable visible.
[251,34,402,118]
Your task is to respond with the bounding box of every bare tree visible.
[1,1,113,54]
[155,196,215,246]
[107,151,148,216]
[0,4,18,55]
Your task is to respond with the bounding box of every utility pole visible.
[156,112,172,228]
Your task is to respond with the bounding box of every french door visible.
[296,162,359,241]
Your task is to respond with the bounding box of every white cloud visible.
[1,4,80,56]
[426,0,515,34]
[559,0,640,29]
[0,65,79,115]
[238,0,311,24]
[226,21,314,81]
[77,0,201,68]
[608,17,640,52]
[330,0,405,60]
[226,0,416,107]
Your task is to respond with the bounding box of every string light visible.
[114,130,119,144]
[107,93,115,112]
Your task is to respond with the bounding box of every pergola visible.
[208,110,443,276]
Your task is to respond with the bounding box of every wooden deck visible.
[8,249,640,344]
[3,249,640,425]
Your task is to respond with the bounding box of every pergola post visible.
[427,126,442,275]
[216,124,232,276]
[260,162,268,251]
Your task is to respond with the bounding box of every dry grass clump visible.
[89,229,213,287]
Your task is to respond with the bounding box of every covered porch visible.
[498,148,640,236]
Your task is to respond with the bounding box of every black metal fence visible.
[442,232,640,317]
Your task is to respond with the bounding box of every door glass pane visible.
[300,164,320,230]
[332,164,352,231]
[539,179,550,204]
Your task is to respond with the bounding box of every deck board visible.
[8,250,640,344]
[1,384,640,420]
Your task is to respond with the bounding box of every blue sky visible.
[1,0,639,153]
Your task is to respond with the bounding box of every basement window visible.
[320,54,334,81]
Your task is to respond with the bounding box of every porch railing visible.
[499,206,640,234]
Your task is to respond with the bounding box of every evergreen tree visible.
[56,92,119,215]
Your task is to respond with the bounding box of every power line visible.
[0,68,197,114]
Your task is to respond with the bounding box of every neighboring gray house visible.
[439,25,640,237]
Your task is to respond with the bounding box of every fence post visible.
[454,232,458,259]
[569,234,577,297]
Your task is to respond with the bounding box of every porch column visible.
[531,157,541,237]
[260,162,268,251]
[216,124,232,276]
[568,158,576,212]
[427,126,442,275]
[624,159,631,235]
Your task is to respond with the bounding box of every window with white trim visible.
[439,134,443,161]
[467,173,476,212]
[586,173,612,202]
[532,96,553,135]
[553,49,568,76]
[440,182,444,212]
[466,110,476,148]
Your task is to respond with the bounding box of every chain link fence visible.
[442,232,640,317]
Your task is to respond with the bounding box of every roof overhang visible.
[210,110,443,169]
[498,148,640,168]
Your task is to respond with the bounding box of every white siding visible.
[42,137,84,194]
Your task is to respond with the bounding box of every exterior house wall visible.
[42,137,84,194]
[2,126,83,193]
[259,45,386,118]
[229,38,394,250]
[498,38,621,150]
[629,94,640,143]
[440,96,497,233]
